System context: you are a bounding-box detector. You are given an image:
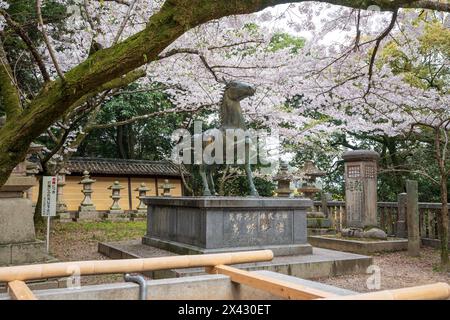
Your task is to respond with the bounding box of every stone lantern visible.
[135,183,150,215]
[297,161,333,235]
[158,179,175,197]
[108,181,124,214]
[273,161,294,197]
[77,171,96,219]
[297,160,326,201]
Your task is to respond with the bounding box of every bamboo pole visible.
[0,250,273,283]
[323,283,450,300]
[7,280,37,300]
[207,265,335,300]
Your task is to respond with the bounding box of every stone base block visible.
[307,218,332,229]
[0,240,54,266]
[307,228,336,236]
[142,236,312,256]
[57,211,72,221]
[104,211,130,221]
[143,196,313,256]
[308,235,408,255]
[71,210,103,221]
[0,198,36,244]
[130,211,147,221]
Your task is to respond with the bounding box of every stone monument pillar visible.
[108,181,124,214]
[342,150,386,239]
[396,193,407,238]
[56,169,69,219]
[0,148,51,265]
[406,180,420,256]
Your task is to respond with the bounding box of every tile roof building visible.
[30,158,188,212]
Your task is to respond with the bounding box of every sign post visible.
[41,176,57,253]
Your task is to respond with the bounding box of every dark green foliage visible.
[76,83,186,160]
[222,175,275,197]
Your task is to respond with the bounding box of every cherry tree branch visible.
[0,9,50,82]
[366,9,398,93]
[36,0,65,80]
[159,48,222,82]
[90,103,213,129]
[113,0,140,45]
[379,168,439,185]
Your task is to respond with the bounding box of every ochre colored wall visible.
[30,176,183,211]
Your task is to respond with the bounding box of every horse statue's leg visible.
[244,162,259,197]
[199,164,212,196]
[244,139,259,197]
[206,166,217,196]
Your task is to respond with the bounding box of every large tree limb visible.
[0,0,449,186]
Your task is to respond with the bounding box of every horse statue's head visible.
[223,81,256,101]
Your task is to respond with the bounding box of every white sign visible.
[42,176,57,217]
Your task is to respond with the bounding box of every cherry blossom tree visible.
[1,0,449,187]
[292,11,450,269]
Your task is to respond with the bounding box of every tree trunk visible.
[438,173,449,270]
[34,174,46,228]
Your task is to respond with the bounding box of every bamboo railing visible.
[1,250,449,300]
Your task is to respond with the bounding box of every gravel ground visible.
[37,220,147,286]
[315,247,450,293]
[38,221,450,291]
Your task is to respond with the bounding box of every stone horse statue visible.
[197,81,259,197]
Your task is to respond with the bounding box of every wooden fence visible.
[313,200,446,243]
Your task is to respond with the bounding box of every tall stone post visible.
[396,193,407,238]
[406,180,420,256]
[135,183,150,215]
[341,150,386,239]
[56,169,69,217]
[108,181,124,214]
[158,179,175,197]
[321,192,330,218]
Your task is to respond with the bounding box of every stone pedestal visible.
[0,176,50,266]
[142,197,313,256]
